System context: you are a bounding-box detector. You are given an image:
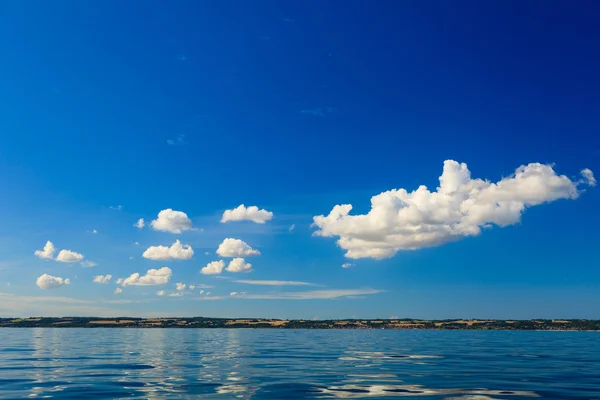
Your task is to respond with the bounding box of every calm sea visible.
[0,328,598,399]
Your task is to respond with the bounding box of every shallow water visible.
[0,328,598,399]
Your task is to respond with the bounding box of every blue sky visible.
[0,1,598,319]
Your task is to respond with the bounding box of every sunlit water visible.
[0,329,599,399]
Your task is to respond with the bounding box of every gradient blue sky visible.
[0,1,598,319]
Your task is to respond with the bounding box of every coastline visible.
[1,317,599,330]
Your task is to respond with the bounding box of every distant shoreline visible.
[1,317,599,330]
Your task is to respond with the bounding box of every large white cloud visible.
[201,260,225,275]
[216,238,260,257]
[36,274,70,289]
[34,241,56,260]
[313,161,595,260]
[221,204,274,224]
[93,274,112,284]
[151,209,193,234]
[56,249,85,263]
[120,267,172,286]
[142,240,194,260]
[226,258,253,273]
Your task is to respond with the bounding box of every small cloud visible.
[134,218,145,229]
[168,292,184,297]
[204,251,210,256]
[230,291,246,297]
[81,260,97,268]
[175,283,187,291]
[143,240,194,261]
[189,285,195,290]
[157,290,166,296]
[342,263,354,269]
[34,241,56,260]
[56,249,84,263]
[135,242,140,246]
[301,107,335,117]
[175,54,187,61]
[167,134,186,146]
[226,258,253,273]
[119,267,172,286]
[221,204,274,224]
[289,224,295,232]
[199,289,204,294]
[216,238,260,258]
[93,274,112,284]
[129,256,134,260]
[581,168,596,186]
[390,315,399,319]
[114,287,123,294]
[151,209,193,234]
[36,274,70,289]
[109,205,123,211]
[87,229,98,234]
[201,260,225,275]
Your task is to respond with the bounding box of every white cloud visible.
[233,279,316,286]
[226,258,253,273]
[314,160,595,260]
[142,240,194,260]
[34,241,56,260]
[93,274,112,284]
[175,283,187,291]
[221,204,274,224]
[201,260,225,275]
[230,291,246,296]
[88,229,98,234]
[151,209,193,234]
[168,292,183,297]
[36,274,70,289]
[81,260,97,268]
[116,278,124,285]
[236,288,382,300]
[56,249,85,263]
[135,242,140,246]
[289,224,295,232]
[581,168,596,186]
[189,285,195,290]
[216,238,260,257]
[120,267,172,286]
[129,256,134,260]
[342,263,354,268]
[114,287,123,294]
[134,218,145,229]
[199,290,205,294]
[157,290,166,296]
[109,205,123,211]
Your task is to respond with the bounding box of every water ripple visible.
[0,329,598,399]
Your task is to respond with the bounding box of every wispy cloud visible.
[167,134,186,146]
[233,279,318,286]
[236,288,383,300]
[301,107,335,116]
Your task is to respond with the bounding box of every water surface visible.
[0,329,598,399]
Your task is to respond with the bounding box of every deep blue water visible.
[0,329,599,399]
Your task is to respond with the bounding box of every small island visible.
[1,317,599,330]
